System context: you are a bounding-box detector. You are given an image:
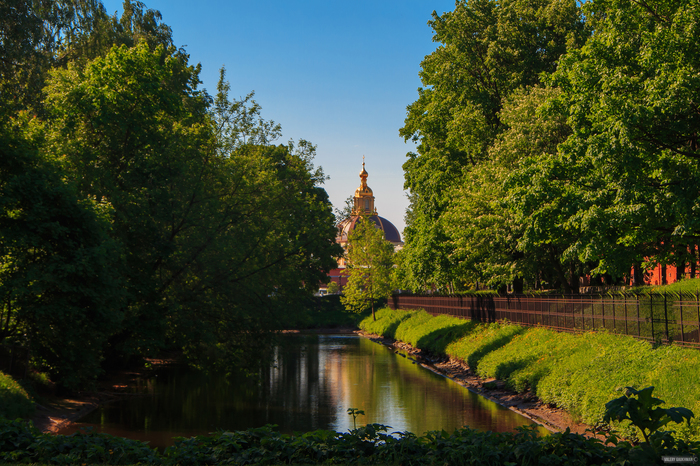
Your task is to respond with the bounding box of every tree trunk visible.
[512,277,524,294]
[569,261,580,294]
[632,263,644,287]
[550,248,572,294]
[372,299,375,321]
[691,247,697,279]
[661,264,667,285]
[676,262,685,282]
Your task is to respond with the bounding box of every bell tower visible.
[352,157,377,216]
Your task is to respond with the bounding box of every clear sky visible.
[101,0,457,234]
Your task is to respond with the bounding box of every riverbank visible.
[358,330,595,436]
[359,308,700,442]
[30,356,176,434]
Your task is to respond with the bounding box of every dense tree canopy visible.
[0,0,341,388]
[400,0,700,292]
[399,0,586,291]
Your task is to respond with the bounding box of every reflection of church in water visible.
[326,161,403,291]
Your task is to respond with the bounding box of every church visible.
[324,161,403,292]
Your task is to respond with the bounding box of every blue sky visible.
[101,0,457,234]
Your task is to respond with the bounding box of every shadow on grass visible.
[416,321,478,354]
[384,312,422,339]
[493,357,534,381]
[466,327,528,372]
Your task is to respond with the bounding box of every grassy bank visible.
[0,371,34,419]
[359,308,700,441]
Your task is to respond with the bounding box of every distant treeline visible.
[396,0,700,294]
[0,1,341,389]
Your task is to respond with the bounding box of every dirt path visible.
[358,331,599,437]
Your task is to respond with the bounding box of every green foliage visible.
[0,418,159,465]
[288,295,364,329]
[604,386,698,464]
[399,0,586,292]
[358,308,420,338]
[605,387,693,443]
[1,1,342,387]
[0,115,124,390]
[445,322,527,373]
[1,415,698,465]
[648,278,700,294]
[326,281,340,295]
[341,217,395,320]
[0,372,34,419]
[402,0,700,293]
[347,408,365,430]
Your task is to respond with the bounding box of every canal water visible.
[61,334,546,448]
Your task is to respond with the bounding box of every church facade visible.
[324,162,403,292]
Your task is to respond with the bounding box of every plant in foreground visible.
[604,386,698,464]
[347,407,365,430]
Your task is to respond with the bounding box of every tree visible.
[1,0,343,384]
[399,0,586,291]
[341,218,395,321]
[543,0,700,280]
[326,281,339,294]
[0,115,124,390]
[42,41,342,373]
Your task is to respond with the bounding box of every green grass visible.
[649,278,700,294]
[359,308,700,441]
[0,371,34,419]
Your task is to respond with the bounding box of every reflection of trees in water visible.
[316,337,537,435]
[77,335,540,441]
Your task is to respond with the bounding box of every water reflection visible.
[61,335,546,449]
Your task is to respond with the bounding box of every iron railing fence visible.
[388,293,700,347]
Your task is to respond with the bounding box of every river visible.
[60,334,546,449]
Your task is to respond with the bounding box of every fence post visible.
[664,292,670,342]
[624,294,628,336]
[636,296,641,337]
[697,292,700,345]
[651,294,655,341]
[680,297,685,343]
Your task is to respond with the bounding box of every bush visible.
[0,415,696,465]
[0,418,159,465]
[0,371,34,419]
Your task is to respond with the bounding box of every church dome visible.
[337,215,402,245]
[336,159,403,246]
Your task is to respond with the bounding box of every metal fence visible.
[388,293,700,347]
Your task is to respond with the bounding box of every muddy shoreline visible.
[357,330,598,437]
[32,357,176,434]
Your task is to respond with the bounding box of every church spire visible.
[352,157,377,216]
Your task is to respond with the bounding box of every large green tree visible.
[41,41,341,373]
[399,0,586,291]
[0,116,123,390]
[540,0,700,281]
[43,42,213,358]
[341,218,395,321]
